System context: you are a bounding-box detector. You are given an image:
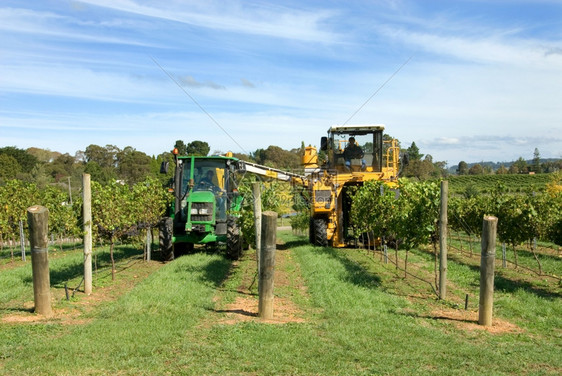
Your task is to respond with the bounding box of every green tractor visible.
[159,151,244,261]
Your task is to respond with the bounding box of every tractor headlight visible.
[199,208,209,215]
[190,208,199,215]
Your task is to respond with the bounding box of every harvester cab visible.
[304,124,400,247]
[321,125,395,174]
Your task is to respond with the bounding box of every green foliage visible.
[449,183,562,247]
[0,176,168,252]
[0,180,40,241]
[289,187,310,233]
[457,161,468,175]
[84,161,117,185]
[0,180,84,246]
[84,144,119,168]
[40,185,81,241]
[186,140,210,156]
[462,184,479,199]
[253,145,301,170]
[131,177,170,228]
[0,154,21,179]
[397,179,440,249]
[116,146,152,185]
[350,180,397,239]
[351,179,440,250]
[468,163,484,175]
[0,146,38,172]
[406,141,423,161]
[174,140,187,155]
[236,177,289,247]
[91,178,168,243]
[449,173,552,195]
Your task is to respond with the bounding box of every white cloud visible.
[1,1,561,166]
[0,7,156,47]
[77,0,341,43]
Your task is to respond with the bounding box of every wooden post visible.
[252,182,262,275]
[145,228,152,262]
[258,211,277,319]
[68,176,73,206]
[502,243,507,268]
[439,180,448,300]
[27,205,52,316]
[83,174,93,296]
[479,216,497,326]
[19,220,26,262]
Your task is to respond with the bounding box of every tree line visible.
[456,148,562,175]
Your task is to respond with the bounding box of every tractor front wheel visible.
[159,217,174,262]
[226,216,242,260]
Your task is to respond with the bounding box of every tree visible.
[457,161,468,175]
[48,153,76,181]
[84,144,119,168]
[116,147,151,185]
[496,165,508,175]
[27,147,61,163]
[0,146,38,173]
[468,164,484,175]
[253,145,301,170]
[432,160,448,179]
[186,140,210,156]
[512,157,528,174]
[174,140,187,155]
[0,154,21,179]
[84,161,117,185]
[406,142,423,161]
[532,148,541,173]
[402,158,435,180]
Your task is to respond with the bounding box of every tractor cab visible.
[321,125,385,173]
[160,153,243,260]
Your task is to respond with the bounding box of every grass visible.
[1,231,561,375]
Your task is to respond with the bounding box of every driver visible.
[200,170,216,186]
[343,137,366,170]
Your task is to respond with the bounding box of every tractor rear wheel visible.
[226,216,242,260]
[159,217,174,262]
[313,218,328,247]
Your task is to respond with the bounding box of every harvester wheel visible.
[313,218,328,247]
[159,217,174,262]
[226,216,242,260]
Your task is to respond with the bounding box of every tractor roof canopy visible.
[328,124,385,135]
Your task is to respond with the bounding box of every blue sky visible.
[1,0,561,166]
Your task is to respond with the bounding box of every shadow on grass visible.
[447,252,562,300]
[172,257,232,288]
[1,306,35,314]
[315,246,382,289]
[277,238,310,251]
[494,274,562,299]
[21,246,144,287]
[398,310,477,325]
[213,308,257,317]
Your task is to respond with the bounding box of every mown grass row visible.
[1,232,561,375]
